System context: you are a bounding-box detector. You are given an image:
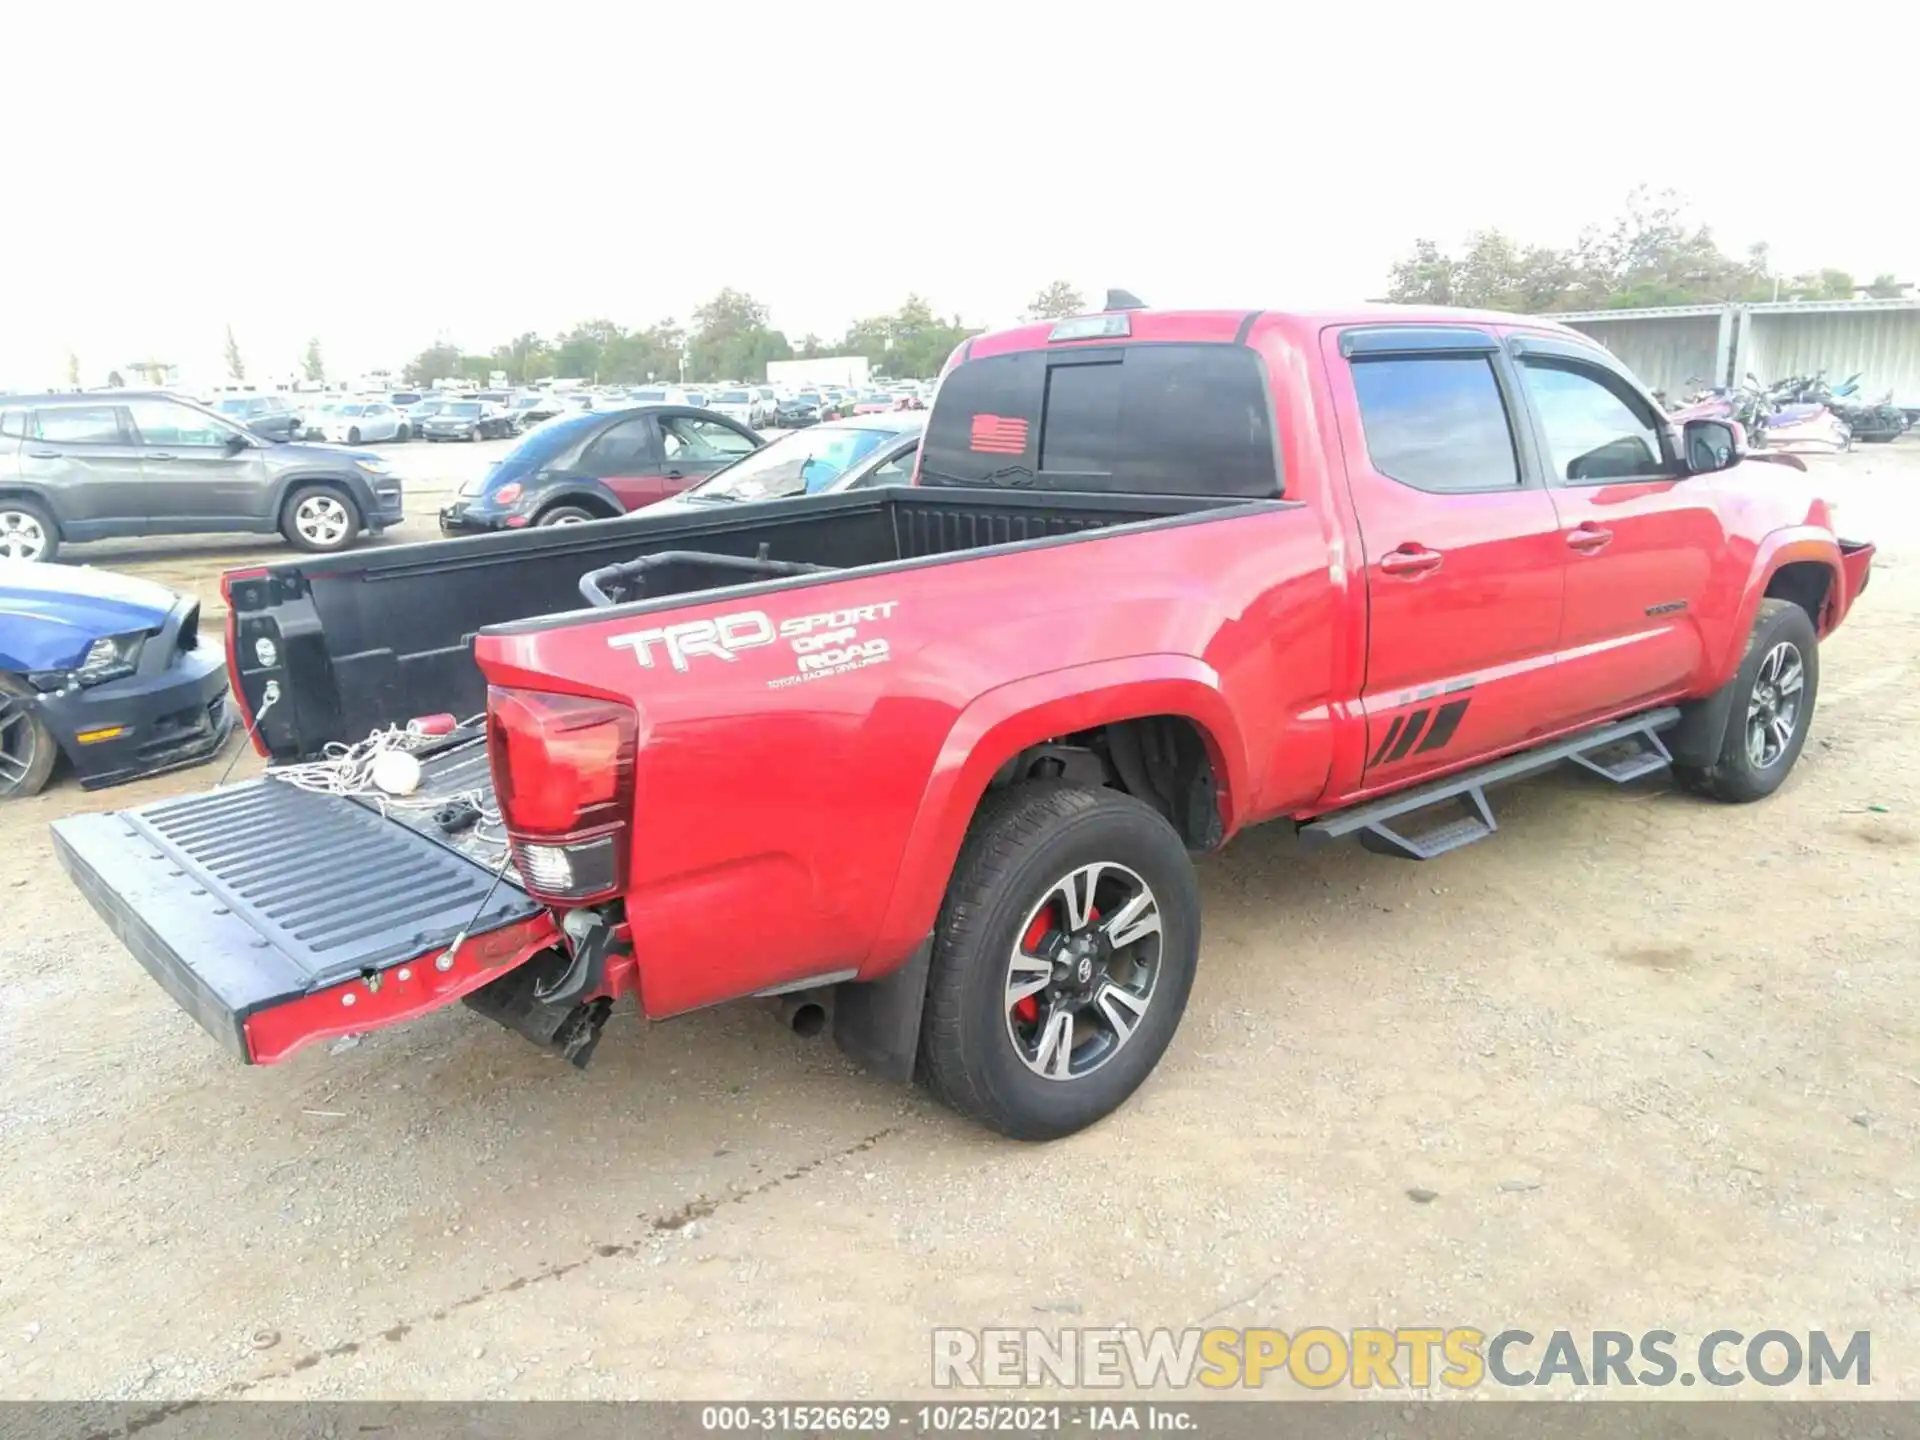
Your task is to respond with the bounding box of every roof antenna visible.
[1105,289,1147,312]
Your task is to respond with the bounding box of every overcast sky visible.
[4,1,1910,387]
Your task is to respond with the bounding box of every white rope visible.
[265,717,498,822]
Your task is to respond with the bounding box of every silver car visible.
[645,412,924,517]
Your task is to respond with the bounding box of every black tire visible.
[0,496,60,563]
[396,423,411,441]
[918,782,1201,1141]
[469,426,482,443]
[0,672,59,799]
[1673,598,1819,804]
[279,483,362,554]
[535,505,600,527]
[347,427,361,445]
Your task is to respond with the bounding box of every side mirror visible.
[1683,417,1745,474]
[224,431,251,454]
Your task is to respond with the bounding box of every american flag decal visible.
[969,414,1029,455]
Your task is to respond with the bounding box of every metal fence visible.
[1550,299,1920,403]
[1734,300,1920,403]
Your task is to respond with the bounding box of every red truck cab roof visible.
[961,303,1596,361]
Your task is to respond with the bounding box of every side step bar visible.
[1300,707,1680,861]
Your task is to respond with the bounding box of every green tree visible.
[553,319,627,380]
[492,331,553,385]
[1026,280,1085,320]
[685,289,791,382]
[223,325,246,381]
[106,369,125,388]
[66,350,81,387]
[1386,231,1574,312]
[835,295,976,378]
[613,322,687,383]
[1865,273,1908,300]
[1782,268,1857,301]
[402,341,465,386]
[1385,189,1787,313]
[302,337,326,383]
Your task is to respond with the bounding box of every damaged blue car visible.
[1,563,231,798]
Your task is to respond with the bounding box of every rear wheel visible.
[1673,598,1819,803]
[0,673,59,799]
[535,505,600,526]
[0,498,58,562]
[280,484,361,553]
[396,423,411,441]
[347,427,361,445]
[918,783,1201,1140]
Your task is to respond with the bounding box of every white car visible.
[706,387,760,428]
[626,385,689,407]
[316,400,408,444]
[752,385,779,427]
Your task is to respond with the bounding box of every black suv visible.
[0,392,405,562]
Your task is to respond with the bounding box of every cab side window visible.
[1349,356,1521,492]
[1518,360,1673,482]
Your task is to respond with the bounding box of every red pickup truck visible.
[53,302,1873,1140]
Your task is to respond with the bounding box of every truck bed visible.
[227,486,1249,761]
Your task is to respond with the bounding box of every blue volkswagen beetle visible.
[0,562,231,797]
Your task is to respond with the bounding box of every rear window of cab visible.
[919,342,1280,497]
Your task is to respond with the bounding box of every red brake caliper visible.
[1015,911,1051,1025]
[1015,900,1098,1026]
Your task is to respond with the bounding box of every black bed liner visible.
[51,751,537,1060]
[227,486,1273,761]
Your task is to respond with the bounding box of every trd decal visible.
[1371,696,1473,765]
[610,601,899,680]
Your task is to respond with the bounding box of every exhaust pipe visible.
[771,989,831,1038]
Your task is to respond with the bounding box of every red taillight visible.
[487,687,636,903]
[494,481,524,504]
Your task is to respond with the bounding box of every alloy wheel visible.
[0,510,48,561]
[0,693,40,789]
[1747,640,1805,769]
[294,494,350,547]
[1004,861,1163,1081]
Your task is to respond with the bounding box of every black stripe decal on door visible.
[1370,716,1406,767]
[1384,709,1430,763]
[1414,697,1471,754]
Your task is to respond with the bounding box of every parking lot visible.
[3,438,1918,1401]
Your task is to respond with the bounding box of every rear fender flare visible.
[1728,529,1844,661]
[861,654,1249,976]
[1674,529,1843,768]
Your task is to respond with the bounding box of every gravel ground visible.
[2,440,1917,1405]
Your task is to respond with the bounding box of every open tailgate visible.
[51,779,550,1063]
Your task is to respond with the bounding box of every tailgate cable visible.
[442,843,516,971]
[214,685,279,788]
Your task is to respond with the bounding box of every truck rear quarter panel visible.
[475,505,1341,1016]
